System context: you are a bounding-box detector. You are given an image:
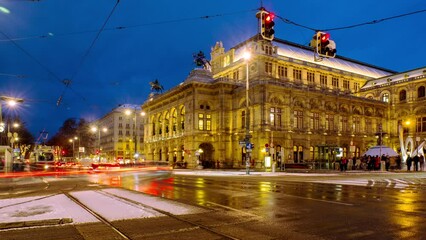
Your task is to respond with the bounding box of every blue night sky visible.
[0,0,425,138]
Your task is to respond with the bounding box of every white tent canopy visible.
[362,145,399,157]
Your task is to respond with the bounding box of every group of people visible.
[338,154,403,171]
[337,154,426,172]
[406,154,425,171]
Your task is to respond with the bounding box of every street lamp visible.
[69,137,78,159]
[243,51,251,175]
[0,96,23,146]
[91,126,107,163]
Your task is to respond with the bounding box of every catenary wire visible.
[59,0,120,106]
[0,9,257,42]
[277,9,426,32]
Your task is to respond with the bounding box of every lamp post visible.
[91,126,107,163]
[69,137,78,159]
[243,51,251,175]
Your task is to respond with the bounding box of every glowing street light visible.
[0,96,24,146]
[91,126,107,163]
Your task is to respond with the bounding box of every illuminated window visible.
[341,116,348,132]
[198,113,211,131]
[206,114,211,130]
[270,107,282,127]
[180,107,185,130]
[353,117,360,133]
[326,114,334,131]
[294,110,303,129]
[310,112,320,130]
[198,113,204,130]
[381,93,389,102]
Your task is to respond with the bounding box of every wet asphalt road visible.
[1,169,426,239]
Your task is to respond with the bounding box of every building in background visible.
[140,35,426,169]
[358,68,426,158]
[91,104,145,162]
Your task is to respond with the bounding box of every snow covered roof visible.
[233,35,395,79]
[361,66,426,90]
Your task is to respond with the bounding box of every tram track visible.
[61,189,241,240]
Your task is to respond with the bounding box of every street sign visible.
[239,141,246,145]
[246,143,252,149]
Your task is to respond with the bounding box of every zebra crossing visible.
[312,177,423,189]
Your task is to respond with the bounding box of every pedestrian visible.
[374,155,380,171]
[341,157,347,171]
[352,156,356,170]
[384,154,390,171]
[396,155,401,170]
[367,155,373,171]
[407,156,412,171]
[420,155,425,171]
[413,155,419,172]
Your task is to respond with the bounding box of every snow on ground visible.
[0,194,98,224]
[70,190,164,221]
[102,188,207,215]
[0,188,208,225]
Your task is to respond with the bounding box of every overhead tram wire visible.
[277,9,426,33]
[0,9,257,42]
[57,0,120,106]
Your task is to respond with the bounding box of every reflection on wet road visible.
[94,171,426,239]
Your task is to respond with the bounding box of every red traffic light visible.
[265,13,274,22]
[321,32,330,42]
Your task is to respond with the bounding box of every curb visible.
[0,218,73,230]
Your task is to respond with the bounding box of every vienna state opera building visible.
[140,34,425,169]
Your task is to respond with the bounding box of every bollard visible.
[246,159,250,175]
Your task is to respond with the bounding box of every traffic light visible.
[312,31,337,58]
[260,11,275,41]
[96,149,100,155]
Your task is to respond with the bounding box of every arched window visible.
[399,90,406,101]
[180,107,185,130]
[418,86,425,98]
[172,109,177,133]
[158,115,162,135]
[381,93,389,103]
[165,112,170,134]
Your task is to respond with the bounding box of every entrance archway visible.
[199,143,214,168]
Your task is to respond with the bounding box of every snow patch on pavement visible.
[70,190,164,221]
[0,194,98,224]
[102,188,207,215]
